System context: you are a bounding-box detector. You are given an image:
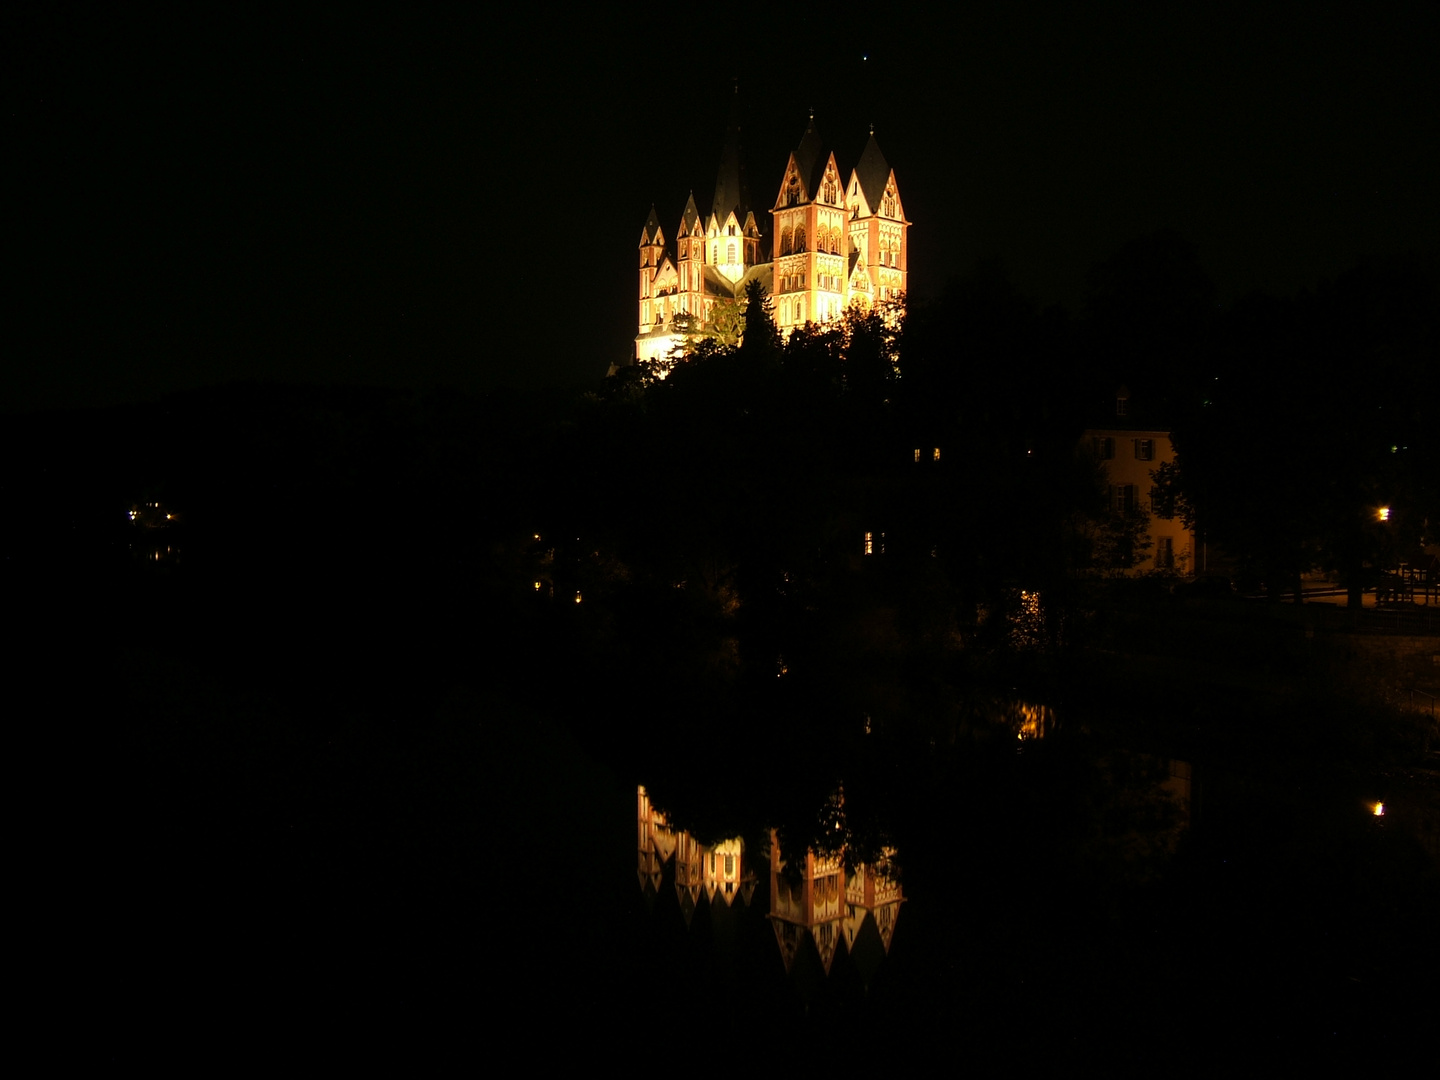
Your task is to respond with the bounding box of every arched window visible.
[726,241,736,264]
[780,226,793,256]
[794,222,806,252]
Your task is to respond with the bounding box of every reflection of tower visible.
[674,830,705,925]
[768,828,904,976]
[636,787,757,925]
[703,836,756,908]
[637,785,677,898]
[768,834,847,973]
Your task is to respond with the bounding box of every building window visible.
[1112,484,1138,512]
[1156,537,1175,569]
[914,449,922,463]
[727,241,736,264]
[1134,438,1154,461]
[1116,396,1129,417]
[1093,436,1115,460]
[727,224,736,236]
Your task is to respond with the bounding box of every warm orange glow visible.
[574,591,583,604]
[1377,507,1391,521]
[1373,802,1385,816]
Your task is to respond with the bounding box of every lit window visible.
[914,449,922,463]
[932,447,941,462]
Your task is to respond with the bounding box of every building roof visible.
[680,192,701,237]
[711,104,753,226]
[639,205,662,246]
[793,113,828,200]
[853,131,893,214]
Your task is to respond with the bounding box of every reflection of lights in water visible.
[1016,701,1053,741]
[1009,590,1045,651]
[1373,802,1386,817]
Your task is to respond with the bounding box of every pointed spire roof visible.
[639,204,662,245]
[794,110,827,198]
[711,96,751,226]
[680,191,702,236]
[854,131,893,213]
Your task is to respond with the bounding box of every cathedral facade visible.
[635,114,909,364]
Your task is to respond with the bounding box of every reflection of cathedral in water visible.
[768,829,902,975]
[637,786,756,923]
[636,785,903,977]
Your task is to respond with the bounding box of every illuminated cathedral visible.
[635,112,910,364]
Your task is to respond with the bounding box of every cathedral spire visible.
[711,94,750,226]
[853,131,892,214]
[793,111,826,198]
[639,204,662,245]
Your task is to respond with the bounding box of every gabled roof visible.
[853,132,894,215]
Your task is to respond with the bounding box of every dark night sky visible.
[10,4,1438,411]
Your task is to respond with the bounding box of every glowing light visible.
[574,591,583,604]
[1373,802,1385,817]
[533,581,542,592]
[1377,507,1390,521]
